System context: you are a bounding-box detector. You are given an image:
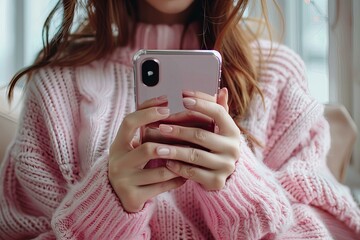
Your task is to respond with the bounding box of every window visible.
[280,0,360,178]
[278,0,329,103]
[301,0,329,103]
[0,0,56,87]
[0,0,15,87]
[24,1,57,66]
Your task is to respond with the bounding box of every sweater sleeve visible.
[269,44,360,235]
[274,116,360,239]
[0,73,153,239]
[190,43,360,239]
[191,119,357,239]
[274,97,360,236]
[191,134,295,239]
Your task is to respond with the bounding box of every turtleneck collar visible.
[109,23,201,66]
[133,22,200,49]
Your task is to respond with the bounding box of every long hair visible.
[7,0,281,145]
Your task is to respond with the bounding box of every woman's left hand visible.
[159,88,242,191]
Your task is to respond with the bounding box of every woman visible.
[1,0,359,239]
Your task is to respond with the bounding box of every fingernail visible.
[183,98,196,107]
[159,124,173,133]
[157,107,170,115]
[157,95,168,102]
[157,147,170,156]
[182,90,195,96]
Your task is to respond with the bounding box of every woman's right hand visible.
[108,96,185,213]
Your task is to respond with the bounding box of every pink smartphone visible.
[133,49,222,144]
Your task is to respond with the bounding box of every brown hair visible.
[7,0,280,145]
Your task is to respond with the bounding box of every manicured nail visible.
[183,98,196,107]
[159,124,173,133]
[157,107,170,115]
[157,95,168,102]
[157,147,170,156]
[182,90,195,96]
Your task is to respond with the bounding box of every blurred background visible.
[0,1,359,189]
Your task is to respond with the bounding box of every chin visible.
[145,0,195,14]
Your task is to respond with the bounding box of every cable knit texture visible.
[1,24,360,239]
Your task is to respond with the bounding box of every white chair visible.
[324,104,358,182]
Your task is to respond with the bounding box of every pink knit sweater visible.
[1,24,360,240]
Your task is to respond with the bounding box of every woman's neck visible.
[136,0,198,25]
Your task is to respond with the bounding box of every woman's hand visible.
[160,88,242,191]
[108,96,186,213]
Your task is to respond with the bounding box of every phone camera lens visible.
[142,59,159,87]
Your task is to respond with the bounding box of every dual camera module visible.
[141,59,159,87]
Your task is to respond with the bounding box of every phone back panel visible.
[133,50,222,114]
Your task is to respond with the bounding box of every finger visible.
[217,88,229,112]
[139,177,187,202]
[121,177,186,213]
[164,111,215,132]
[145,110,213,130]
[137,95,168,110]
[132,138,237,173]
[182,97,239,137]
[133,167,179,185]
[170,145,234,171]
[182,90,217,102]
[138,127,200,146]
[165,110,213,125]
[131,138,141,148]
[113,107,170,148]
[166,161,226,191]
[159,124,233,154]
[114,141,184,168]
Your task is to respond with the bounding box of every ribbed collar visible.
[133,22,200,49]
[109,23,200,66]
